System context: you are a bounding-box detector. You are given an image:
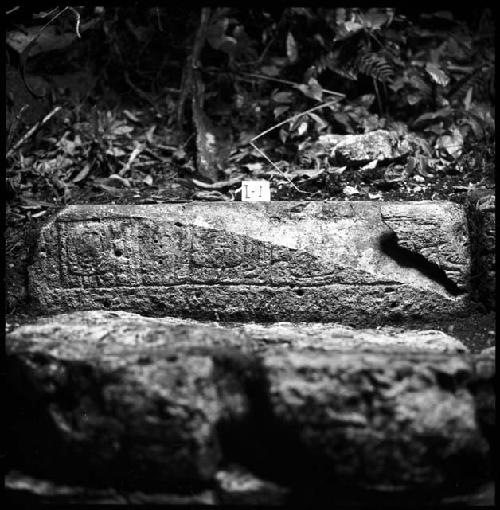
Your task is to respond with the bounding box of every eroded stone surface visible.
[260,351,492,491]
[317,130,411,164]
[11,311,469,354]
[29,202,471,323]
[7,320,232,491]
[6,311,493,495]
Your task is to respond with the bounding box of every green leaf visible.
[260,65,280,77]
[425,62,450,87]
[296,78,323,101]
[274,106,290,118]
[272,91,293,104]
[286,31,298,63]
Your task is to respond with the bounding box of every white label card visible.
[241,180,271,202]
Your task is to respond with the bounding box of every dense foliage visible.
[5,7,495,213]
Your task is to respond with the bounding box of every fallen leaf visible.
[106,147,126,157]
[463,87,473,111]
[31,210,48,218]
[113,125,134,136]
[425,62,450,87]
[20,204,42,210]
[145,125,156,143]
[272,91,293,104]
[307,112,328,130]
[192,190,229,201]
[123,110,141,123]
[192,176,242,190]
[360,160,378,171]
[343,185,359,196]
[274,106,289,118]
[107,174,132,188]
[246,162,263,173]
[72,164,91,183]
[328,166,347,175]
[96,184,123,196]
[297,122,308,136]
[436,129,464,160]
[288,168,324,180]
[412,108,453,129]
[296,78,323,101]
[260,65,280,77]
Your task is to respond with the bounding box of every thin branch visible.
[67,6,81,38]
[204,67,346,99]
[242,72,346,98]
[249,142,310,195]
[251,98,341,143]
[373,77,383,115]
[123,71,160,112]
[7,106,61,158]
[19,6,77,98]
[155,7,164,32]
[7,104,29,150]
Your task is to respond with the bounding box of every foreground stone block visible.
[260,351,492,492]
[7,312,493,495]
[29,202,471,323]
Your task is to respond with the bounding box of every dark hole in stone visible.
[295,288,304,296]
[435,371,458,393]
[174,222,183,227]
[102,298,111,308]
[114,248,123,257]
[158,260,163,265]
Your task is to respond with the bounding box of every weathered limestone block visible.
[7,312,493,495]
[260,351,493,492]
[317,130,411,164]
[29,202,471,323]
[7,322,238,491]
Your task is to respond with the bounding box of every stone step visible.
[7,311,494,503]
[29,201,472,323]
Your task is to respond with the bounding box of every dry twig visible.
[6,106,61,159]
